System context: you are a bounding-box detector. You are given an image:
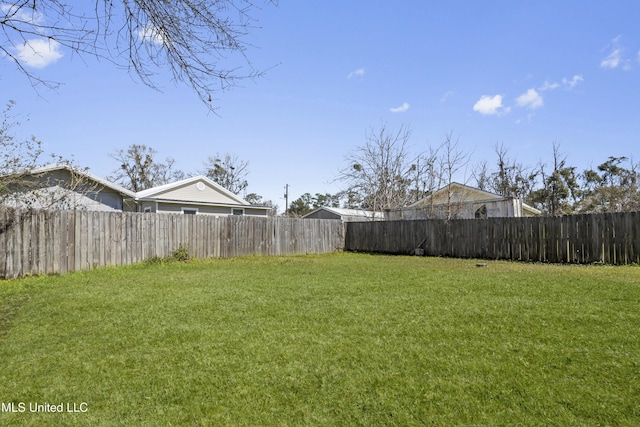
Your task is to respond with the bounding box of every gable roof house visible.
[127,175,271,216]
[2,165,270,216]
[1,163,136,211]
[386,182,541,220]
[302,207,383,222]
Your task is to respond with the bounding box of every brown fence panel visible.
[345,212,640,265]
[0,209,345,279]
[4,209,638,279]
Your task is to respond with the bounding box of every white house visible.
[386,182,541,220]
[127,175,271,216]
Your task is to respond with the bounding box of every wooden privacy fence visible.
[0,209,345,279]
[345,212,640,265]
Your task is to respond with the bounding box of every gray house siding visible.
[132,176,271,217]
[83,185,125,211]
[6,167,271,217]
[147,202,267,216]
[156,203,231,215]
[5,168,127,211]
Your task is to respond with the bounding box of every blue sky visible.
[2,1,640,210]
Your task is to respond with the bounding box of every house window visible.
[143,207,152,213]
[475,205,487,219]
[232,208,244,216]
[182,207,198,215]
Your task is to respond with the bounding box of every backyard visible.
[0,253,638,426]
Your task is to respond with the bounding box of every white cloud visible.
[539,74,583,92]
[347,68,365,79]
[483,75,581,120]
[14,38,63,68]
[600,36,631,69]
[389,102,410,113]
[440,90,454,103]
[562,74,584,89]
[138,24,165,46]
[539,80,560,91]
[601,48,623,69]
[516,89,543,110]
[515,113,536,125]
[1,4,44,25]
[473,95,507,115]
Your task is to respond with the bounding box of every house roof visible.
[29,163,136,198]
[302,206,384,219]
[18,165,271,212]
[135,175,246,203]
[409,182,504,206]
[521,203,542,216]
[411,181,541,215]
[134,175,270,210]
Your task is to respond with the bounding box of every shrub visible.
[170,243,190,262]
[144,244,190,265]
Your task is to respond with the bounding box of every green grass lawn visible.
[1,253,639,426]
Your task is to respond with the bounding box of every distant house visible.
[302,207,383,222]
[127,175,271,217]
[1,163,136,211]
[2,165,271,216]
[386,182,541,220]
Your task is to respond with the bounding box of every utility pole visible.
[284,184,289,216]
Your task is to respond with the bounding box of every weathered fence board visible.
[4,209,637,278]
[0,210,344,279]
[345,212,640,265]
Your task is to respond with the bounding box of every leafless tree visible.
[529,142,579,216]
[0,100,96,210]
[8,166,103,210]
[200,152,249,195]
[408,144,441,205]
[0,101,44,198]
[471,160,490,192]
[437,131,470,220]
[337,124,436,212]
[487,142,537,200]
[108,144,185,192]
[1,1,276,109]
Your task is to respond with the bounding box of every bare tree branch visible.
[108,144,185,191]
[0,100,99,210]
[1,1,276,109]
[337,124,429,212]
[200,152,249,196]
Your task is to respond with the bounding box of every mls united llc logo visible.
[2,402,88,413]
